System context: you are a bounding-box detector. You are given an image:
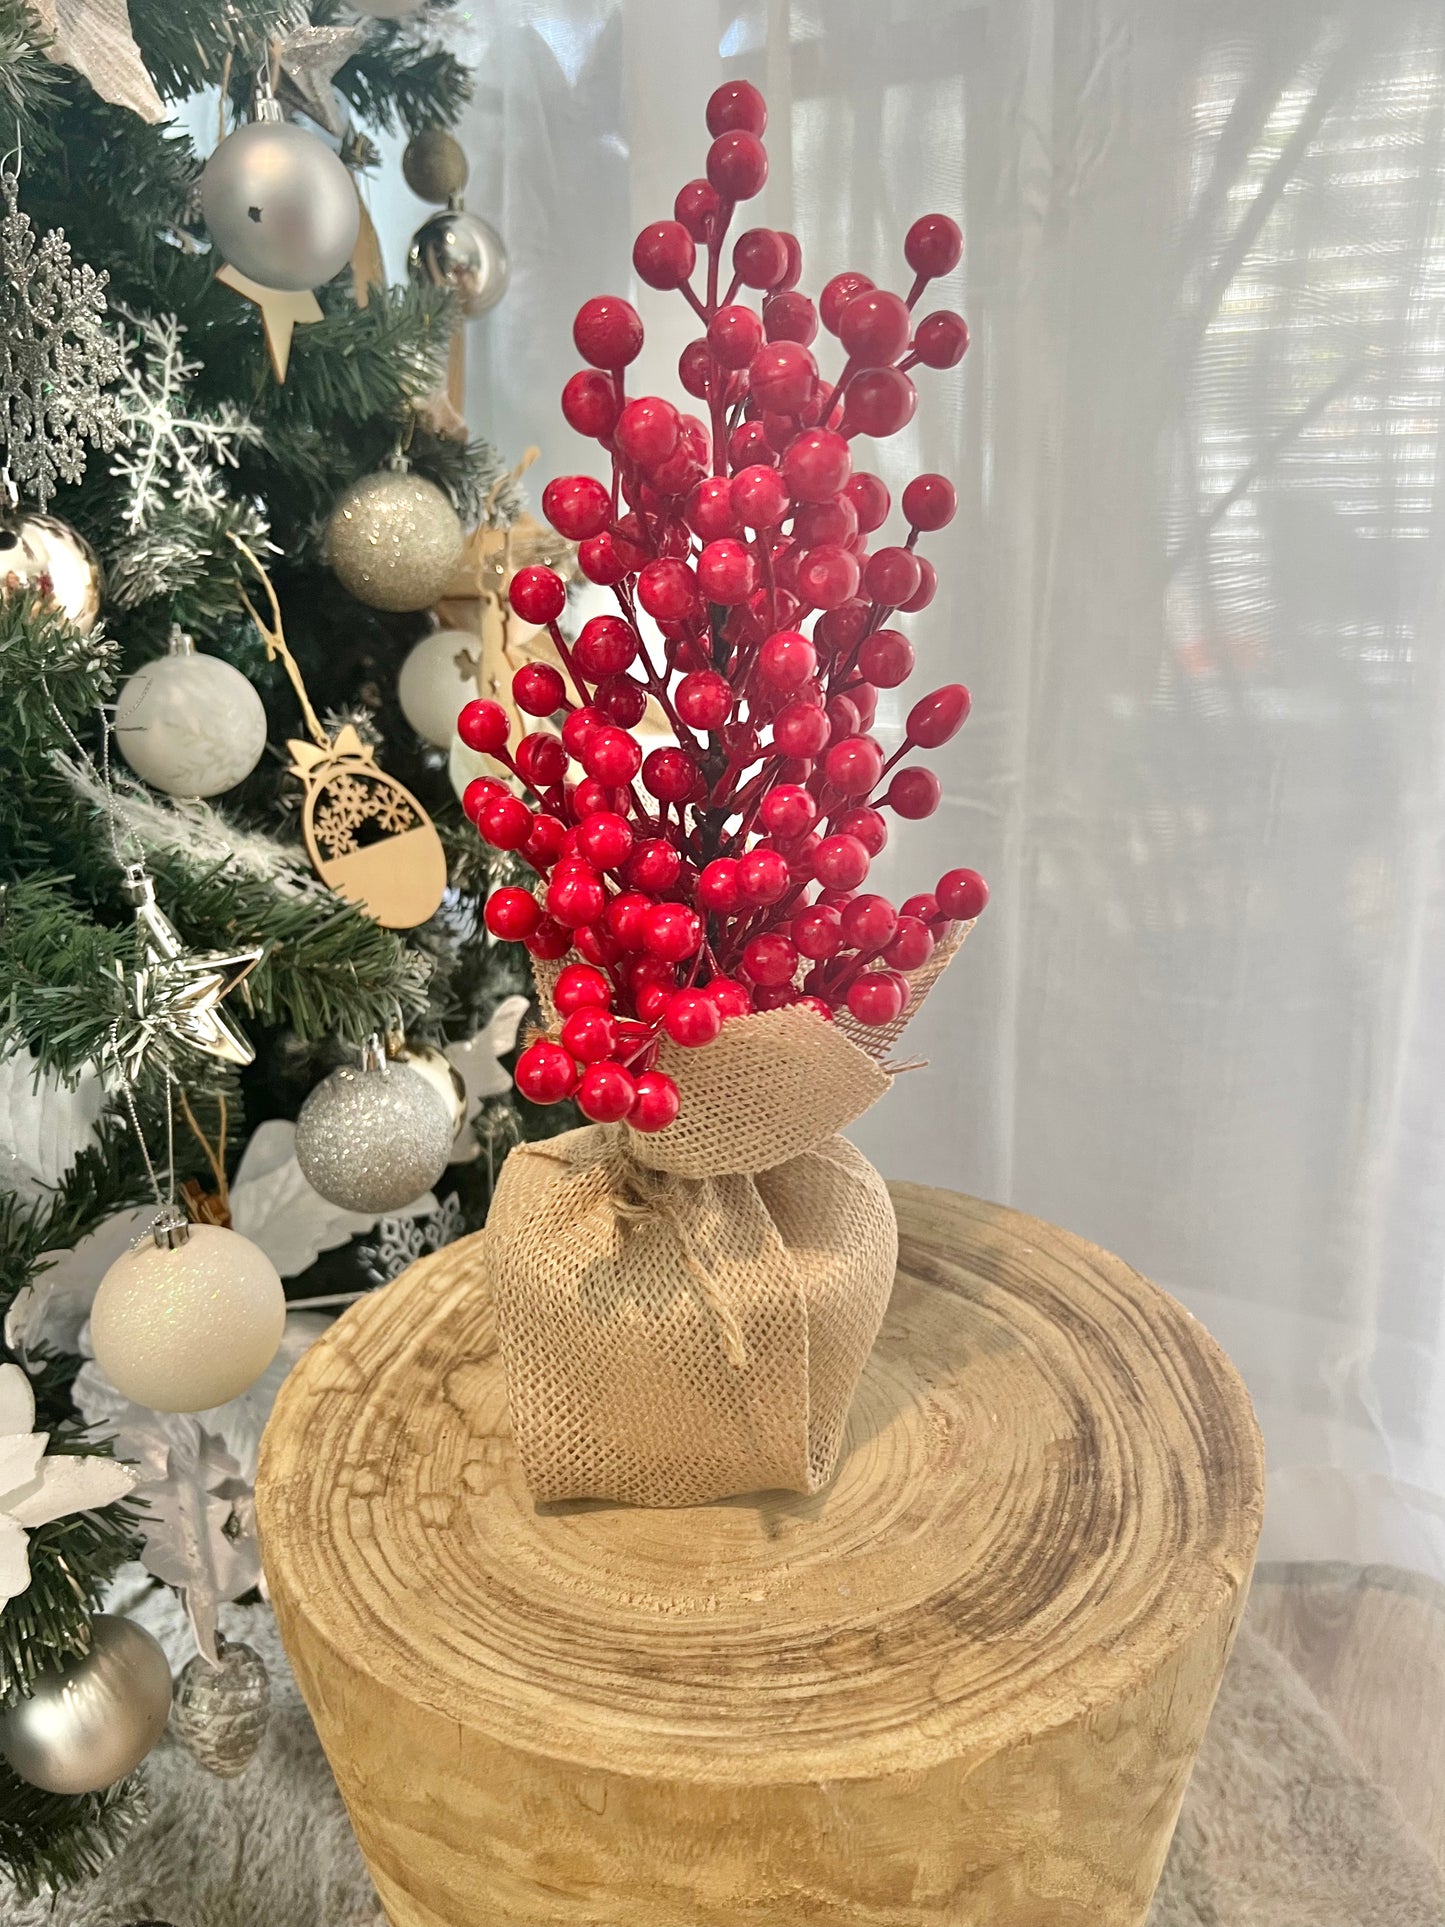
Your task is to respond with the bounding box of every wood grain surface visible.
[257,1183,1264,1927]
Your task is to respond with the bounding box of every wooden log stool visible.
[257,1184,1264,1927]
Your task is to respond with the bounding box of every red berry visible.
[733,226,788,288]
[578,1061,637,1123]
[633,219,696,290]
[906,684,971,748]
[562,369,620,439]
[884,915,934,972]
[901,891,940,924]
[555,962,613,1014]
[820,270,875,335]
[525,813,568,868]
[826,694,862,744]
[797,545,860,610]
[457,699,510,754]
[782,428,851,504]
[637,557,699,623]
[728,420,776,470]
[643,901,703,961]
[865,546,923,606]
[843,367,918,438]
[675,177,722,243]
[676,670,733,731]
[616,397,682,471]
[757,629,816,691]
[737,846,790,905]
[730,464,790,530]
[902,473,957,531]
[707,79,767,136]
[561,705,604,760]
[629,951,678,995]
[742,931,798,986]
[561,1006,619,1064]
[583,725,643,785]
[697,537,757,605]
[707,303,764,370]
[749,341,816,413]
[626,838,682,893]
[901,556,937,613]
[636,982,671,1022]
[525,916,572,961]
[794,498,858,551]
[839,289,912,365]
[629,1069,681,1133]
[574,613,639,679]
[480,794,532,850]
[936,868,988,921]
[845,472,891,533]
[706,977,754,1019]
[685,477,736,542]
[595,674,648,727]
[606,891,650,949]
[642,746,697,803]
[484,886,540,940]
[772,699,830,758]
[776,232,803,291]
[905,214,963,280]
[858,628,914,687]
[572,779,625,822]
[577,532,629,587]
[835,805,888,855]
[707,130,768,200]
[577,810,634,869]
[758,783,818,839]
[515,1039,579,1104]
[813,833,870,890]
[846,971,908,1027]
[793,903,843,959]
[697,857,743,913]
[513,661,566,716]
[795,994,834,1022]
[543,474,612,541]
[515,732,568,787]
[752,983,797,1011]
[842,893,898,950]
[510,564,568,625]
[662,990,722,1048]
[462,776,505,823]
[913,310,969,370]
[887,767,941,820]
[763,291,818,344]
[678,338,716,400]
[547,865,606,928]
[573,295,644,369]
[824,735,884,796]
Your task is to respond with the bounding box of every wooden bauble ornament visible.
[288,725,446,929]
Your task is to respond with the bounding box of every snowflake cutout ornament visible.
[110,310,260,531]
[0,169,124,508]
[0,1361,136,1606]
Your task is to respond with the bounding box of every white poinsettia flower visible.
[0,1361,137,1606]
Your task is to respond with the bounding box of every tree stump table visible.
[257,1184,1264,1927]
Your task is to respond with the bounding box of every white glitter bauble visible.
[170,1635,271,1778]
[114,635,267,797]
[90,1218,286,1414]
[199,116,359,292]
[397,628,479,748]
[325,471,464,612]
[295,1055,454,1213]
[0,1615,172,1794]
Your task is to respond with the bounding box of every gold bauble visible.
[325,471,465,613]
[402,128,469,204]
[0,509,103,632]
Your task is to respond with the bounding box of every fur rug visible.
[10,1589,1445,1927]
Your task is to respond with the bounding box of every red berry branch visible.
[462,80,988,1135]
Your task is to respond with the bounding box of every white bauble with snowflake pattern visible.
[115,632,267,797]
[397,628,479,749]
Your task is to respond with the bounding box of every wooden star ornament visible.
[216,263,323,382]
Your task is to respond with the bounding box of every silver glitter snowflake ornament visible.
[0,169,124,508]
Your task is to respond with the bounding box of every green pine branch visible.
[0,1769,143,1900]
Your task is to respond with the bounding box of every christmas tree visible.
[0,0,564,1893]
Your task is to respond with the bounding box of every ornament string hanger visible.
[229,530,329,750]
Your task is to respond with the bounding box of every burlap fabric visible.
[489,923,971,1506]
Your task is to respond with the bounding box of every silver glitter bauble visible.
[200,115,360,293]
[0,508,103,632]
[115,632,267,797]
[408,203,509,319]
[0,1616,172,1794]
[295,1050,454,1212]
[170,1635,270,1778]
[325,470,465,612]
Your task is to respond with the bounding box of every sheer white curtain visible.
[438,0,1445,1585]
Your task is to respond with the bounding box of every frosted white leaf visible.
[445,993,530,1160]
[6,1204,154,1360]
[0,1360,137,1604]
[28,0,165,123]
[0,1042,104,1204]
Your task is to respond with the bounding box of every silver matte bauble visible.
[397,628,479,748]
[0,1615,172,1794]
[114,633,267,797]
[170,1635,271,1778]
[295,1048,455,1213]
[408,204,509,318]
[200,116,360,292]
[0,509,103,631]
[325,470,464,612]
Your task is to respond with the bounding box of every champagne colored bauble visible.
[200,117,360,293]
[0,1616,172,1794]
[170,1635,271,1778]
[90,1218,286,1414]
[325,471,465,612]
[0,510,103,632]
[408,205,509,318]
[114,634,267,797]
[402,128,468,203]
[397,628,479,748]
[394,1042,467,1135]
[295,1053,454,1213]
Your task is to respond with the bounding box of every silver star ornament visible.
[276,24,370,139]
[122,865,261,1070]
